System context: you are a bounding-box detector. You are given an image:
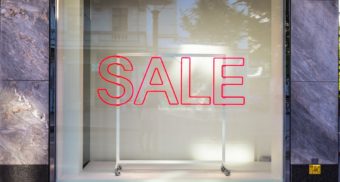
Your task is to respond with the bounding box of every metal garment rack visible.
[113,53,231,176]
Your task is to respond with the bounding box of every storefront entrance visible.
[55,0,284,181]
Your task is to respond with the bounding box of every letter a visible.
[134,57,178,105]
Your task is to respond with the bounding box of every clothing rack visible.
[113,53,231,176]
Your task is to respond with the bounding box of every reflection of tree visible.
[182,0,271,60]
[236,0,271,54]
[182,0,246,46]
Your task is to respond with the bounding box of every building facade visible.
[0,0,338,181]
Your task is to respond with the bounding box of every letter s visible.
[97,55,134,106]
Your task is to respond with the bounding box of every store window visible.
[56,0,283,181]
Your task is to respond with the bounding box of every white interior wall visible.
[57,0,84,177]
[270,0,284,178]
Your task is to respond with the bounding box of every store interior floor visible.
[77,161,282,182]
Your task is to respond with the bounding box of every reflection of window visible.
[112,8,128,32]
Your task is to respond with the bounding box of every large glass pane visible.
[56,0,283,181]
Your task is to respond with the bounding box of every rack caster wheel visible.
[114,168,121,176]
[221,165,231,176]
[118,165,122,170]
[223,169,231,176]
[221,166,226,172]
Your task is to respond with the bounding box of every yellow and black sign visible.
[309,164,321,175]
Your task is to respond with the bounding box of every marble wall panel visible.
[0,0,49,168]
[0,81,48,164]
[290,0,338,169]
[291,82,338,164]
[0,0,49,80]
[291,0,338,82]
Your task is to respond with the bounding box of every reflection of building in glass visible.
[88,0,178,52]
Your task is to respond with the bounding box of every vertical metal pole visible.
[220,58,230,176]
[152,10,160,55]
[222,58,227,165]
[222,118,226,164]
[115,58,120,168]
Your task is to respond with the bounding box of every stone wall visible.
[291,0,338,164]
[290,0,338,181]
[0,0,49,181]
